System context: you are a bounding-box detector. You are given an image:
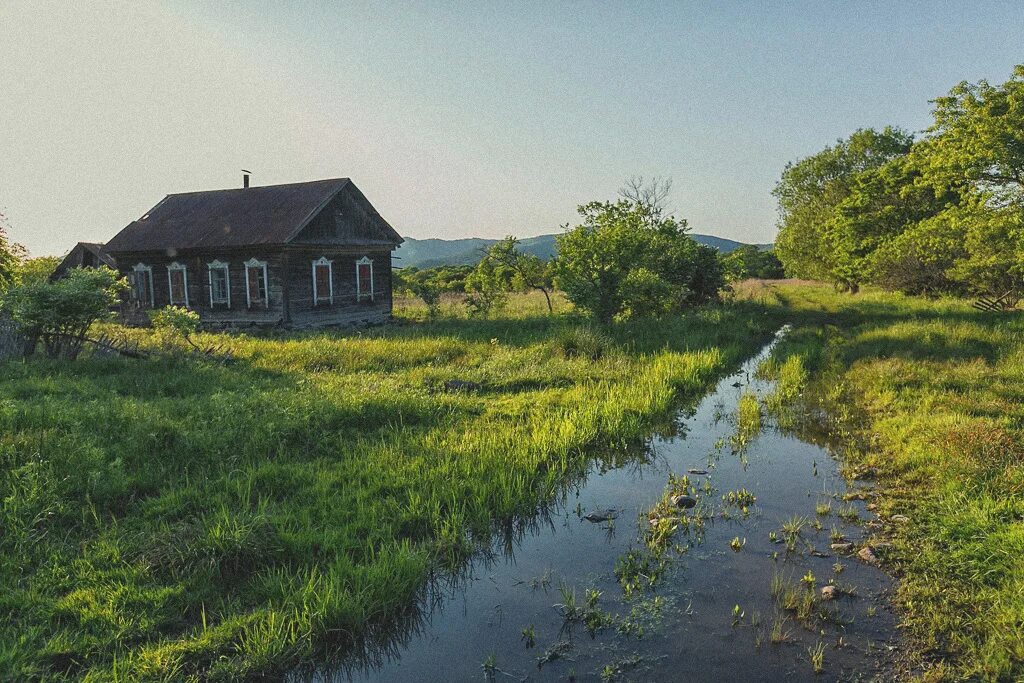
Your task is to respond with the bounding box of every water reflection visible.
[298,329,900,683]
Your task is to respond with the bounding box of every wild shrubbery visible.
[555,197,724,322]
[2,266,126,359]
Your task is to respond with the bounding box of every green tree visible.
[0,211,23,294]
[555,198,723,322]
[721,245,785,281]
[916,65,1024,209]
[822,154,956,291]
[4,266,127,359]
[773,127,915,287]
[480,237,555,312]
[463,253,509,317]
[16,256,61,286]
[866,209,967,295]
[913,65,1024,295]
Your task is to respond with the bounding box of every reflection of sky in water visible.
[302,330,898,683]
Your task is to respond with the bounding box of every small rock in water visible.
[857,546,880,565]
[821,585,838,601]
[670,494,697,509]
[810,549,830,558]
[890,514,910,524]
[852,466,879,480]
[583,509,618,523]
[731,381,743,388]
[687,469,708,476]
[831,542,854,553]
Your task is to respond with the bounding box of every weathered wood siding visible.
[113,249,287,327]
[283,246,393,328]
[112,245,394,329]
[290,184,397,248]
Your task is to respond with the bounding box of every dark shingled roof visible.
[105,178,401,253]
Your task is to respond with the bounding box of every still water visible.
[308,329,898,682]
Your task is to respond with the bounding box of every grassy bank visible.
[749,282,1024,682]
[0,292,779,681]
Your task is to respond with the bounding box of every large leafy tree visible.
[773,127,915,286]
[822,154,958,290]
[912,65,1024,295]
[916,65,1024,209]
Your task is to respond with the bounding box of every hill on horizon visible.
[396,232,765,269]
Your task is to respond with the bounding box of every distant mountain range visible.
[396,233,765,269]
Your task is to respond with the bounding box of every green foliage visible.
[773,126,917,288]
[555,199,723,322]
[758,282,1024,680]
[463,253,508,317]
[395,264,473,295]
[480,236,555,312]
[917,64,1024,210]
[3,266,126,359]
[720,245,784,281]
[775,66,1024,298]
[0,293,781,679]
[148,306,201,350]
[0,211,24,294]
[15,256,60,286]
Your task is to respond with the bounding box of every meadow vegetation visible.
[0,290,779,681]
[750,281,1024,682]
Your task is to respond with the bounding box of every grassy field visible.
[0,291,780,681]
[746,282,1024,682]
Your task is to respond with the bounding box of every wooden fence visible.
[0,318,26,360]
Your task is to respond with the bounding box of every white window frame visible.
[244,257,269,309]
[208,259,231,307]
[167,262,190,308]
[312,256,333,305]
[355,256,374,302]
[132,263,154,307]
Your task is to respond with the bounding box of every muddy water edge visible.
[299,328,901,683]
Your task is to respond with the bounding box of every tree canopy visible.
[555,198,723,322]
[774,65,1024,297]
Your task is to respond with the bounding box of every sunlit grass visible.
[0,292,780,679]
[754,282,1024,681]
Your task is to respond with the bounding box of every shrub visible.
[2,266,126,359]
[149,306,201,350]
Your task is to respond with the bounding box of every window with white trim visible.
[131,263,154,307]
[355,256,374,302]
[208,260,231,307]
[312,257,333,305]
[167,262,189,307]
[244,258,269,308]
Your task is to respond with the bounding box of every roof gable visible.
[104,178,402,254]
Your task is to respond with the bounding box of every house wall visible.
[282,246,394,328]
[110,245,395,329]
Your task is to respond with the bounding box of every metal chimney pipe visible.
[242,169,251,188]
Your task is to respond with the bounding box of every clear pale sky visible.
[2,1,1023,257]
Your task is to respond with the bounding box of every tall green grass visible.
[755,283,1024,682]
[0,293,779,680]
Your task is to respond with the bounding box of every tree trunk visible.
[537,286,553,313]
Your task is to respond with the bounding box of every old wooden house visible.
[103,177,403,328]
[51,242,117,280]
